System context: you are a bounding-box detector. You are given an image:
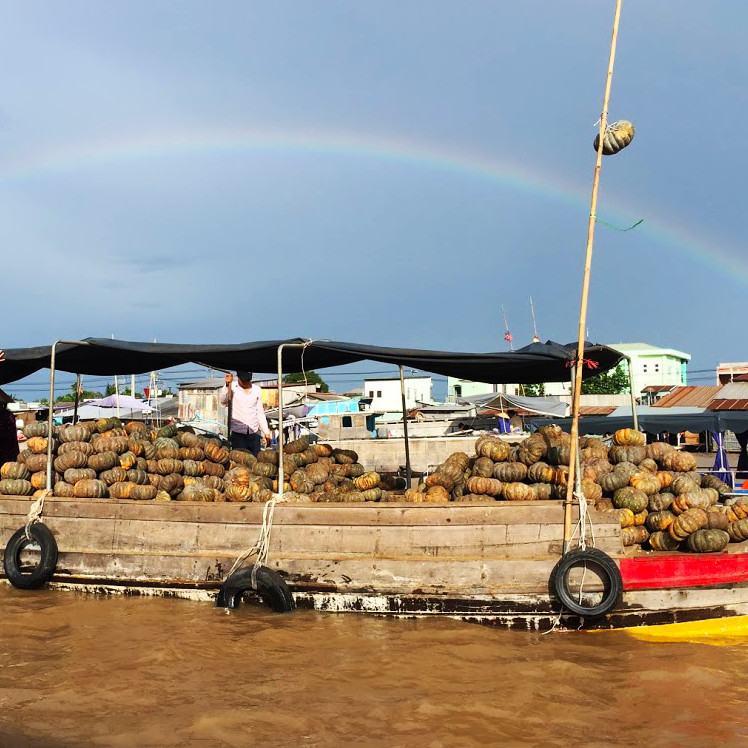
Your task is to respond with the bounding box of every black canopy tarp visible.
[530,411,748,435]
[0,338,624,386]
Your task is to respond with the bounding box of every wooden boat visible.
[3,494,748,631]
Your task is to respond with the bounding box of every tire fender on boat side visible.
[216,566,295,613]
[549,548,622,618]
[3,522,59,590]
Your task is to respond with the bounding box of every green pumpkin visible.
[612,486,648,513]
[686,529,730,553]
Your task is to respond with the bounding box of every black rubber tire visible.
[3,523,58,590]
[216,566,295,613]
[549,548,622,618]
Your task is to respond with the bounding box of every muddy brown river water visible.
[1,586,747,747]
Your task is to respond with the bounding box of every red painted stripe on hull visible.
[620,554,748,590]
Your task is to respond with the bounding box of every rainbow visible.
[1,126,745,284]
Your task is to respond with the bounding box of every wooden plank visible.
[0,496,607,527]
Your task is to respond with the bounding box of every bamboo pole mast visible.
[563,0,624,554]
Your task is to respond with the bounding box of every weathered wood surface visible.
[0,496,623,595]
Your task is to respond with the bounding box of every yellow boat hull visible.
[615,615,748,643]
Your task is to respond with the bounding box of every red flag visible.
[504,331,513,342]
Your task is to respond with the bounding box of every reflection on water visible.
[2,586,748,747]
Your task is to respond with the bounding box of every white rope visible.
[228,495,284,584]
[24,489,52,539]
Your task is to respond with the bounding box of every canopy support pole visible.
[626,356,639,431]
[73,373,81,424]
[564,0,623,555]
[399,365,412,488]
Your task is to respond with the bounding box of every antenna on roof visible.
[529,297,540,343]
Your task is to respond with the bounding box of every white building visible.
[608,343,690,397]
[447,342,691,402]
[362,376,432,412]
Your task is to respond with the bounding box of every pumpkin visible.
[126,469,150,485]
[581,445,608,462]
[727,518,748,543]
[30,471,51,490]
[443,452,470,472]
[157,424,178,439]
[252,462,278,478]
[157,458,184,475]
[131,484,157,501]
[229,449,256,466]
[458,493,495,504]
[257,449,279,465]
[109,482,136,499]
[155,446,180,460]
[160,474,185,497]
[493,462,528,482]
[284,435,310,454]
[73,479,109,499]
[437,461,465,483]
[648,492,674,512]
[655,471,674,489]
[593,119,635,155]
[629,472,660,496]
[613,428,645,447]
[52,481,75,497]
[470,457,494,478]
[99,467,128,485]
[502,482,536,501]
[527,462,555,484]
[311,443,334,458]
[27,436,55,455]
[669,507,708,541]
[581,478,602,504]
[465,476,503,496]
[423,486,451,503]
[290,470,315,494]
[225,483,251,501]
[354,472,381,491]
[88,451,119,472]
[700,474,731,495]
[608,445,646,465]
[612,487,648,513]
[124,421,148,435]
[23,453,49,473]
[175,484,215,502]
[706,510,729,531]
[57,423,91,443]
[203,475,225,491]
[23,421,54,439]
[118,451,137,470]
[0,478,34,496]
[632,509,648,526]
[670,476,700,496]
[332,448,358,464]
[478,439,511,463]
[0,462,30,480]
[346,463,365,479]
[686,528,729,553]
[649,531,681,552]
[201,461,225,478]
[536,424,564,444]
[532,482,554,500]
[359,487,382,502]
[646,510,675,533]
[637,458,658,474]
[645,442,675,463]
[53,450,89,473]
[94,436,129,455]
[177,447,203,461]
[597,470,630,494]
[154,490,172,502]
[63,468,97,484]
[622,526,649,546]
[517,435,547,466]
[664,451,698,472]
[183,460,205,477]
[608,507,635,528]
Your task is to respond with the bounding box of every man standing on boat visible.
[219,371,272,457]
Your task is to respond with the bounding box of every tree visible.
[580,363,630,395]
[523,383,546,397]
[282,370,329,393]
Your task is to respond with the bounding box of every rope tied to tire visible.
[228,494,279,589]
[24,488,52,540]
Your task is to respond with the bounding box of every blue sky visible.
[1,1,745,398]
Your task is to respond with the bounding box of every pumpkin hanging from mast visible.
[594,120,635,155]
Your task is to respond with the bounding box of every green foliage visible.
[580,363,630,395]
[282,370,329,393]
[524,383,546,397]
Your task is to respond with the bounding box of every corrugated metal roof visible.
[653,386,722,408]
[579,405,616,416]
[710,399,748,411]
[714,382,748,399]
[642,385,676,393]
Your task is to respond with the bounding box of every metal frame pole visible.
[626,356,639,431]
[399,365,412,488]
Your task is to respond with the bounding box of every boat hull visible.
[2,496,748,631]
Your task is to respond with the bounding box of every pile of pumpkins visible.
[413,424,740,554]
[0,419,395,504]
